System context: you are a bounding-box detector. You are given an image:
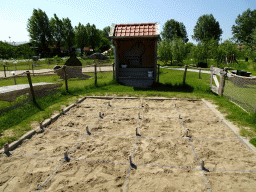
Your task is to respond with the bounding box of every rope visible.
[173,100,211,192]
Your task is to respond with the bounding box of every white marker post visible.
[108,101,111,107]
[185,129,189,137]
[62,109,65,115]
[40,122,43,130]
[64,151,69,160]
[201,159,205,169]
[4,143,9,153]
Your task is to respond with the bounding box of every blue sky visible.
[0,0,255,45]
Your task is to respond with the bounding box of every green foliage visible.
[50,13,65,56]
[192,14,223,42]
[232,8,256,44]
[249,138,256,147]
[62,17,75,52]
[26,8,52,56]
[157,39,173,65]
[75,22,89,56]
[172,38,186,64]
[161,19,188,43]
[97,37,111,53]
[87,24,102,52]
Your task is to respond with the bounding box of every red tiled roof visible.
[113,23,158,37]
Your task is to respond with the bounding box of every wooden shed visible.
[109,22,160,88]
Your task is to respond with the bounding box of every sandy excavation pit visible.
[0,97,256,192]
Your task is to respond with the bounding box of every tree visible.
[172,38,186,64]
[232,9,256,44]
[185,42,195,59]
[161,19,188,43]
[74,22,89,56]
[27,8,52,57]
[100,26,111,41]
[192,38,218,64]
[86,24,101,52]
[50,13,65,56]
[97,37,111,53]
[192,14,223,42]
[62,17,75,54]
[157,39,173,65]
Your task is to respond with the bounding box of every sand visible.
[0,97,256,192]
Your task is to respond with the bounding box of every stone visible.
[85,52,108,60]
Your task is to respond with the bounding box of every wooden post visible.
[255,103,256,113]
[183,65,188,86]
[94,63,97,86]
[199,67,201,79]
[63,65,68,92]
[157,64,160,83]
[32,61,35,76]
[112,63,115,80]
[218,71,226,96]
[26,71,36,104]
[3,64,6,77]
[210,65,213,88]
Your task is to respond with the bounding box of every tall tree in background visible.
[27,8,52,58]
[74,22,88,56]
[86,24,101,52]
[100,26,111,41]
[172,38,186,64]
[161,19,188,43]
[62,17,75,54]
[158,39,173,65]
[232,9,256,44]
[192,14,222,42]
[50,13,65,56]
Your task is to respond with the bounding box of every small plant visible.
[249,138,256,147]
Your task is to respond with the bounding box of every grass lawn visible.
[0,58,115,71]
[0,67,256,148]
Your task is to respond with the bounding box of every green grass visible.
[0,67,256,148]
[249,138,256,147]
[0,58,115,71]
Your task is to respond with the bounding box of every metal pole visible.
[199,67,201,79]
[26,71,36,104]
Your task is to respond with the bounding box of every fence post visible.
[26,71,36,104]
[157,64,160,83]
[32,61,35,76]
[210,65,213,88]
[199,67,201,79]
[94,63,97,86]
[112,63,115,80]
[255,103,256,113]
[218,70,226,96]
[63,65,68,92]
[3,64,6,77]
[183,65,188,86]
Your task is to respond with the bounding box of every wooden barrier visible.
[210,66,227,96]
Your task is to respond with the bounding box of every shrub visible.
[249,138,256,147]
